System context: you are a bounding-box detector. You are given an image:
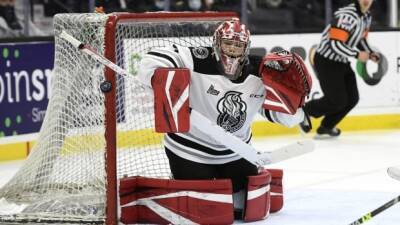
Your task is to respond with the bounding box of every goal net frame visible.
[0,11,237,225]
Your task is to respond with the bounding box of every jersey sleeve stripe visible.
[269,111,280,124]
[334,6,358,19]
[146,54,176,68]
[156,49,185,67]
[260,109,274,123]
[167,133,235,155]
[176,133,231,150]
[335,10,358,19]
[147,51,179,68]
[331,40,358,58]
[164,141,236,161]
[360,39,373,52]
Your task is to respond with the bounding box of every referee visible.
[300,0,380,138]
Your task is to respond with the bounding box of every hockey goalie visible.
[120,18,312,224]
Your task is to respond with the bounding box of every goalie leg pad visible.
[151,68,190,133]
[243,169,272,222]
[119,176,234,225]
[267,169,284,213]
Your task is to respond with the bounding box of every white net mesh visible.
[0,12,229,224]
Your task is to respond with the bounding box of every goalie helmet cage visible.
[0,12,236,225]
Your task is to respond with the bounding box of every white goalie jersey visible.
[138,45,304,164]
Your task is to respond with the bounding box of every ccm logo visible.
[250,94,263,98]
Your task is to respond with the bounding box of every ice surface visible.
[1,130,400,225]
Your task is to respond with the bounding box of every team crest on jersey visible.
[192,47,209,59]
[217,91,247,133]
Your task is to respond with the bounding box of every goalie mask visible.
[213,18,250,80]
[260,50,312,114]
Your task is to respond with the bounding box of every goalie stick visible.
[348,195,400,225]
[191,109,314,166]
[347,167,400,225]
[58,30,314,167]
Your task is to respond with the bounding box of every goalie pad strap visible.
[151,68,190,133]
[267,169,284,213]
[244,169,272,222]
[119,176,234,225]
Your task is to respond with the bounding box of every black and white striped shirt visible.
[316,1,373,63]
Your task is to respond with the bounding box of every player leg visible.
[305,54,349,137]
[217,159,259,219]
[304,53,346,118]
[119,172,234,225]
[318,64,359,136]
[243,169,272,222]
[165,147,218,180]
[217,158,259,192]
[320,66,359,128]
[266,169,284,213]
[119,148,235,224]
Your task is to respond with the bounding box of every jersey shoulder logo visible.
[192,47,209,59]
[207,85,220,95]
[217,91,247,133]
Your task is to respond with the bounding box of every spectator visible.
[0,0,21,30]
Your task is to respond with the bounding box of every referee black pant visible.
[305,53,359,129]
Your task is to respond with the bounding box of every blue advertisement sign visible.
[0,42,54,137]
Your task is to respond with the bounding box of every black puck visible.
[100,81,112,93]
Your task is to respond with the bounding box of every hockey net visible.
[0,12,236,224]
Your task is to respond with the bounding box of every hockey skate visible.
[299,109,312,134]
[299,116,312,133]
[315,126,341,139]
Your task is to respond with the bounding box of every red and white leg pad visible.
[266,169,284,213]
[243,169,272,222]
[119,176,234,225]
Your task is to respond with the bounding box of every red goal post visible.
[0,11,237,225]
